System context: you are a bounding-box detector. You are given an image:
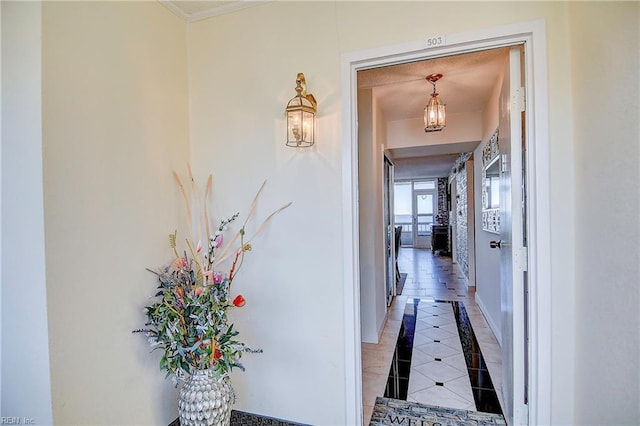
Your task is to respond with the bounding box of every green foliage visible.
[135,223,261,380]
[134,174,290,382]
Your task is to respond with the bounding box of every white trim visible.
[341,51,363,425]
[341,20,551,426]
[523,19,552,426]
[159,1,270,23]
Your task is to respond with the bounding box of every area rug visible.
[370,397,505,426]
[396,273,407,295]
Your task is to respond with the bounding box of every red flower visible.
[232,295,246,307]
[214,348,222,360]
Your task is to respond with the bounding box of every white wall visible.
[9,1,637,424]
[41,2,189,424]
[570,2,640,423]
[1,3,53,423]
[473,65,504,343]
[187,3,344,423]
[185,2,579,423]
[387,111,482,149]
[358,88,386,343]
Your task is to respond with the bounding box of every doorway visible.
[342,21,552,426]
[394,180,437,249]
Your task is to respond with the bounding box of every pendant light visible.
[424,73,446,133]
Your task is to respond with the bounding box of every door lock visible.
[489,240,502,249]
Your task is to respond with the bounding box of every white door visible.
[383,156,396,306]
[413,190,435,248]
[498,46,528,425]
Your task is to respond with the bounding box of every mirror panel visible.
[482,130,500,233]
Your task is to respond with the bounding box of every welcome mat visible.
[397,273,408,295]
[370,397,505,426]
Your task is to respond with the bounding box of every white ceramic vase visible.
[178,370,234,426]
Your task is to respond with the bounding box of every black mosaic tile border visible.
[170,410,308,426]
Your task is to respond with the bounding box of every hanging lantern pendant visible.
[424,73,446,133]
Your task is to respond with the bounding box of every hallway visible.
[362,248,505,423]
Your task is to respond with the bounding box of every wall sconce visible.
[424,73,446,133]
[285,73,317,147]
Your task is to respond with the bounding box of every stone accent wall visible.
[436,177,449,225]
[455,165,469,279]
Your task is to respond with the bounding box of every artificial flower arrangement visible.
[134,168,291,384]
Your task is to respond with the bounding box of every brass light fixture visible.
[285,73,317,147]
[424,73,446,132]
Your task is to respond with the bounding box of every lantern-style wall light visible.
[424,73,446,133]
[285,73,317,147]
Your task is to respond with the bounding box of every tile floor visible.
[362,248,505,424]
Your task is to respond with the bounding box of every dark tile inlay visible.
[384,299,419,400]
[435,382,444,386]
[449,300,503,415]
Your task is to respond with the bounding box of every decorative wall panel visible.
[482,130,500,234]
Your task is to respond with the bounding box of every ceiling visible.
[359,47,510,177]
[358,47,510,121]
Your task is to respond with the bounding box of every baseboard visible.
[377,308,390,342]
[474,293,502,346]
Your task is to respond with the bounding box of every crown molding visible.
[160,1,270,23]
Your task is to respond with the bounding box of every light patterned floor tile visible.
[413,360,467,383]
[407,369,436,394]
[414,341,461,358]
[408,385,473,411]
[445,375,476,405]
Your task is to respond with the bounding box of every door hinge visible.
[515,246,528,271]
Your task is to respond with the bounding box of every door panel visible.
[383,156,395,306]
[413,190,434,248]
[499,46,528,425]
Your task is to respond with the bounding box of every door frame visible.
[382,153,396,306]
[341,20,551,425]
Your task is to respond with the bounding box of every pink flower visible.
[232,295,246,307]
[213,271,223,284]
[196,240,202,253]
[214,234,223,248]
[194,287,203,297]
